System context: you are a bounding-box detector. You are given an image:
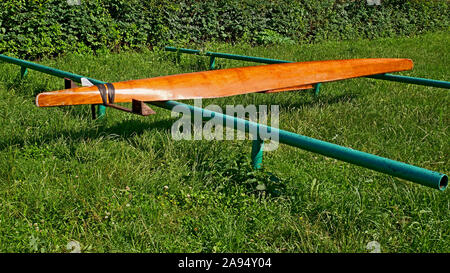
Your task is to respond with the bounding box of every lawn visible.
[0,32,448,253]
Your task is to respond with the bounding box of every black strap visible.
[96,84,108,105]
[96,83,115,105]
[105,83,115,104]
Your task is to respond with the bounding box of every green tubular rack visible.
[0,53,447,191]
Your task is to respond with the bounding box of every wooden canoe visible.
[35,58,413,107]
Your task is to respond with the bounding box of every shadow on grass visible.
[0,118,176,152]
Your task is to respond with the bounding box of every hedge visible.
[0,0,448,59]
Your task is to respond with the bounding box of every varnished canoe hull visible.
[36,58,413,107]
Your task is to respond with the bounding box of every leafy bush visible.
[0,0,448,59]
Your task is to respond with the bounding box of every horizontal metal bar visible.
[165,47,202,55]
[206,52,289,64]
[367,73,450,89]
[165,46,449,89]
[0,54,104,85]
[150,100,448,191]
[0,54,106,117]
[165,46,289,64]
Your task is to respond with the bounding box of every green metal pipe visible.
[165,47,202,55]
[206,52,289,64]
[367,73,450,89]
[165,46,449,89]
[0,54,106,118]
[151,100,448,191]
[165,46,289,64]
[0,54,101,84]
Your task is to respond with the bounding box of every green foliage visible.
[0,0,448,59]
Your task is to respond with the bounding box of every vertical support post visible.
[91,105,97,120]
[64,78,77,89]
[209,56,216,70]
[314,83,321,96]
[20,66,28,79]
[251,138,264,169]
[97,105,106,118]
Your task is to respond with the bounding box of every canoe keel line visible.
[0,52,447,191]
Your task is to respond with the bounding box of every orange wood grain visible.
[36,58,413,107]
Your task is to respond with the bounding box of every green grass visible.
[0,32,448,253]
